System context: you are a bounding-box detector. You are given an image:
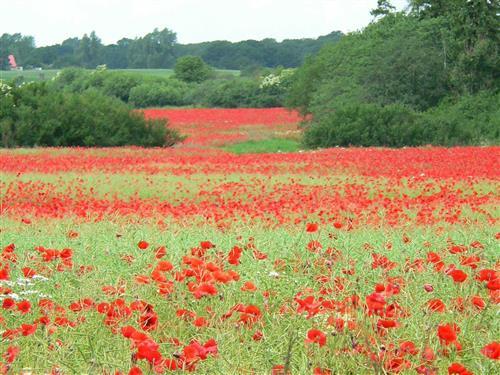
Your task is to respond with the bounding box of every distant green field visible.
[0,69,60,82]
[0,68,239,82]
[224,138,302,154]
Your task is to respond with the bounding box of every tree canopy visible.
[287,0,499,147]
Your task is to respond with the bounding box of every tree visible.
[409,0,499,93]
[128,28,177,68]
[370,0,396,17]
[174,56,213,83]
[0,33,35,69]
[287,14,449,113]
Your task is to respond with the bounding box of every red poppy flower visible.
[21,323,37,336]
[471,295,485,310]
[366,292,386,314]
[128,367,143,375]
[253,249,268,260]
[476,269,497,282]
[156,261,173,272]
[200,241,215,250]
[228,246,243,265]
[448,269,467,283]
[136,339,162,364]
[0,264,10,280]
[271,365,289,375]
[139,312,159,331]
[487,278,500,291]
[252,330,264,341]
[193,317,208,327]
[385,357,410,372]
[2,298,15,310]
[437,323,459,345]
[155,246,167,259]
[377,319,399,329]
[192,283,218,299]
[306,223,318,233]
[3,345,20,363]
[481,342,499,360]
[306,329,327,347]
[399,341,418,356]
[22,267,36,278]
[137,241,149,250]
[241,281,257,292]
[17,300,31,314]
[313,368,332,375]
[428,299,446,312]
[448,363,473,375]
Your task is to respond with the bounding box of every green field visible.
[0,68,240,83]
[224,138,302,154]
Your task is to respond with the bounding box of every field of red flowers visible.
[144,108,301,146]
[0,108,499,374]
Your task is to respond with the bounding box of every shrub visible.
[129,80,189,108]
[174,56,213,83]
[55,67,88,87]
[0,82,183,147]
[100,72,141,102]
[417,91,500,146]
[303,103,422,148]
[190,78,283,108]
[303,91,500,148]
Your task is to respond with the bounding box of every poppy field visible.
[0,108,499,374]
[144,108,302,146]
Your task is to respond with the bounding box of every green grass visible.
[224,138,303,154]
[0,69,60,82]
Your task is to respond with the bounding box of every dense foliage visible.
[174,56,213,83]
[0,29,342,70]
[288,1,500,147]
[0,81,182,147]
[51,67,291,108]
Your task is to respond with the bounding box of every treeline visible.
[287,0,499,147]
[0,29,342,71]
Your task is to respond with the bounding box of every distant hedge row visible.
[54,67,291,109]
[0,81,183,147]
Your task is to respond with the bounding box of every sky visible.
[2,0,408,46]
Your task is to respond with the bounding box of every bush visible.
[129,80,189,108]
[174,56,213,83]
[417,91,500,146]
[304,103,421,148]
[0,82,183,147]
[100,72,141,102]
[190,78,283,108]
[303,91,500,148]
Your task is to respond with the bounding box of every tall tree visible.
[0,33,35,69]
[370,0,396,17]
[409,0,499,93]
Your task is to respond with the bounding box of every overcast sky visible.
[2,0,408,46]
